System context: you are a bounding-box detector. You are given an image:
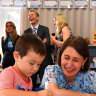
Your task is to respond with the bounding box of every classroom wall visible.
[22,8,96,43]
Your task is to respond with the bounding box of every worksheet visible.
[74,0,89,8]
[59,0,74,8]
[27,0,42,8]
[14,0,27,7]
[43,0,58,8]
[1,0,13,6]
[90,0,96,8]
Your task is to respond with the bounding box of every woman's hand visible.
[43,38,47,43]
[37,89,52,96]
[48,82,91,96]
[50,35,56,43]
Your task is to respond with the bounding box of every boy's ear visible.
[13,51,21,61]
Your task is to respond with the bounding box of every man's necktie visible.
[33,28,37,35]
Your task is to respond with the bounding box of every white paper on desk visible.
[60,1,73,6]
[44,1,57,6]
[75,0,88,7]
[45,82,49,89]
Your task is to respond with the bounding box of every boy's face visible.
[14,51,45,80]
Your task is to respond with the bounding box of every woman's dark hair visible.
[57,36,90,73]
[15,33,47,58]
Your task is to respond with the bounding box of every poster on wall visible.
[59,0,74,8]
[90,0,96,8]
[43,0,58,8]
[14,0,27,7]
[74,0,89,8]
[27,0,42,8]
[1,0,13,6]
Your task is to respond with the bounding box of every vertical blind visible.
[24,8,96,43]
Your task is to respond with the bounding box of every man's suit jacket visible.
[24,25,50,49]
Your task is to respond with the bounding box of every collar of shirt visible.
[31,24,39,30]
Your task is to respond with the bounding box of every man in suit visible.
[24,9,54,90]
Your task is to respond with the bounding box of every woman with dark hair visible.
[40,36,96,96]
[1,21,19,69]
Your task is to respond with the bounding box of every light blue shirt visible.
[8,36,13,51]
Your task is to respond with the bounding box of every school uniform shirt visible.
[40,64,96,93]
[0,66,32,91]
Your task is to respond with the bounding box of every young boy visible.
[0,33,49,96]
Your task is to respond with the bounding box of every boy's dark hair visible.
[57,36,90,73]
[15,33,47,58]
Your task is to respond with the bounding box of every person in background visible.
[51,14,72,47]
[24,9,54,90]
[50,14,72,63]
[0,33,50,96]
[40,36,96,96]
[1,21,19,69]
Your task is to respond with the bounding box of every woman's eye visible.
[73,59,79,62]
[65,57,69,60]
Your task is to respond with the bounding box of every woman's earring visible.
[81,66,84,69]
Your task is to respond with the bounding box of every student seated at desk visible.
[40,36,96,96]
[0,34,49,96]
